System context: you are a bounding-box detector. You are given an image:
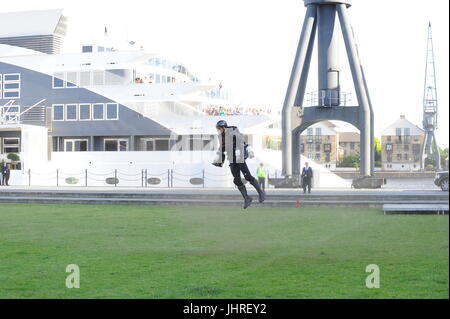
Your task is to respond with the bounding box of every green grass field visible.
[0,203,448,298]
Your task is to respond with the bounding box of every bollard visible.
[145,169,148,188]
[28,169,31,186]
[85,169,88,187]
[56,169,59,187]
[296,200,300,208]
[114,169,117,187]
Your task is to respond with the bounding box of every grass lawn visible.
[0,203,447,299]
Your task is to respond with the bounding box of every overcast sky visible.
[1,0,449,147]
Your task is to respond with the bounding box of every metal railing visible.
[23,168,278,188]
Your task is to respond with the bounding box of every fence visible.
[23,168,278,188]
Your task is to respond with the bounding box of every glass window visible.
[65,139,88,152]
[119,140,128,151]
[3,138,20,153]
[79,71,91,87]
[315,144,321,152]
[106,103,118,120]
[315,153,321,160]
[66,104,78,120]
[93,71,105,86]
[82,45,93,53]
[66,72,78,87]
[3,91,19,98]
[53,104,64,121]
[4,74,19,81]
[53,73,65,88]
[105,140,118,151]
[155,139,169,151]
[397,153,402,160]
[404,154,409,160]
[104,139,128,151]
[93,103,104,120]
[4,83,19,89]
[143,140,154,151]
[79,104,91,120]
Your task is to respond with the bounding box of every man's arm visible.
[212,133,225,166]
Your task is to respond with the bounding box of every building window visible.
[300,143,304,153]
[79,71,91,87]
[93,71,105,86]
[397,153,402,160]
[315,153,321,161]
[66,72,78,88]
[308,143,313,152]
[404,144,409,152]
[104,139,128,151]
[325,154,331,162]
[315,128,322,144]
[79,104,91,120]
[53,73,65,88]
[142,138,170,151]
[315,144,321,152]
[66,104,78,121]
[307,128,313,143]
[404,153,409,161]
[53,104,65,121]
[324,143,331,153]
[2,73,20,99]
[65,139,88,152]
[93,103,104,120]
[2,105,20,123]
[82,45,93,53]
[106,103,119,120]
[386,143,393,152]
[3,137,20,153]
[396,128,402,144]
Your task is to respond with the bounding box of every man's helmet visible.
[215,120,228,129]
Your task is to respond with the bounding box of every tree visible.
[339,155,360,168]
[440,147,449,169]
[374,138,382,167]
[6,153,20,162]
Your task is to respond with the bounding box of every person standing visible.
[301,162,313,194]
[2,163,10,186]
[256,162,267,191]
[212,120,265,209]
[0,161,4,186]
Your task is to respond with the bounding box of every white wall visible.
[10,148,351,188]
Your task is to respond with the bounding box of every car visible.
[434,171,449,191]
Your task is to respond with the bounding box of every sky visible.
[1,0,449,147]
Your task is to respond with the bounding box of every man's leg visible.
[230,163,252,209]
[307,178,311,193]
[241,163,265,203]
[258,177,265,191]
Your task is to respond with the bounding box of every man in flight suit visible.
[212,120,265,209]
